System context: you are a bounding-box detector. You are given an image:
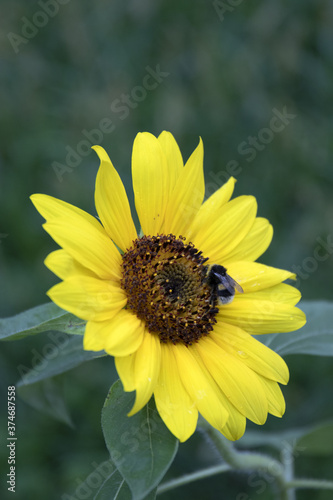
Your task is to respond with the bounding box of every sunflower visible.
[31,132,306,442]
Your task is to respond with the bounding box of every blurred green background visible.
[1,0,333,499]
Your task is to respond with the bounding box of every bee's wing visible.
[234,281,244,294]
[225,274,244,294]
[214,272,235,294]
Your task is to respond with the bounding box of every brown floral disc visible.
[121,234,219,345]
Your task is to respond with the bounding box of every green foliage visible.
[16,335,105,387]
[94,469,133,500]
[0,303,85,341]
[101,380,178,500]
[95,472,157,500]
[297,421,333,457]
[18,378,73,426]
[239,419,333,456]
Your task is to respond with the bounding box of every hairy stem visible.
[158,423,333,499]
[286,478,333,490]
[204,426,289,500]
[157,464,231,495]
[281,444,296,500]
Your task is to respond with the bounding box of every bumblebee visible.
[204,264,243,305]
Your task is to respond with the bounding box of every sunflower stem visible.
[285,478,333,490]
[156,464,231,495]
[203,426,289,500]
[158,426,333,498]
[280,444,296,500]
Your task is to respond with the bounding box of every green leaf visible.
[0,302,86,341]
[17,378,73,426]
[239,420,333,457]
[94,468,132,500]
[256,300,333,356]
[94,467,157,500]
[297,421,333,456]
[101,380,178,500]
[17,335,106,387]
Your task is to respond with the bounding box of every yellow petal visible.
[172,343,229,430]
[223,217,273,264]
[191,196,257,263]
[158,131,183,193]
[196,335,268,425]
[187,177,236,240]
[191,339,246,441]
[47,276,126,321]
[43,220,121,281]
[232,283,301,308]
[257,376,286,417]
[84,310,145,356]
[132,132,169,235]
[192,351,246,440]
[220,407,247,441]
[213,321,289,384]
[154,343,198,442]
[93,146,137,252]
[225,261,296,293]
[163,138,205,237]
[45,250,97,280]
[31,193,122,279]
[205,386,247,441]
[82,321,105,352]
[127,332,161,415]
[30,193,102,230]
[115,331,161,407]
[115,352,136,392]
[219,297,306,334]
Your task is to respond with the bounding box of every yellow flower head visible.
[31,132,306,442]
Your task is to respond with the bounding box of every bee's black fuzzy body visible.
[203,264,243,306]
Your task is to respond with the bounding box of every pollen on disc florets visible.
[120,234,219,345]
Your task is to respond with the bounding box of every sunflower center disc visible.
[121,234,219,345]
